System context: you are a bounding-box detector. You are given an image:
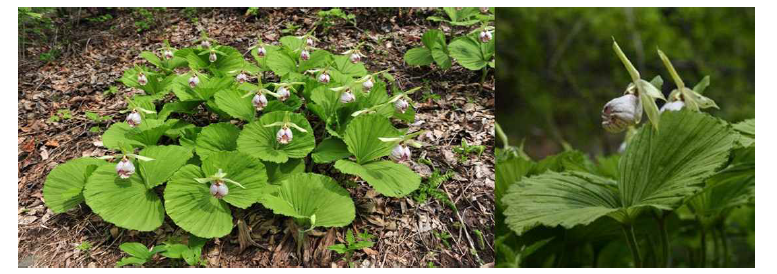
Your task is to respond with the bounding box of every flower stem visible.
[700,227,707,268]
[480,67,488,88]
[719,224,730,267]
[654,211,670,267]
[622,224,642,267]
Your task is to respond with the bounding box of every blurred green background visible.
[495,7,754,159]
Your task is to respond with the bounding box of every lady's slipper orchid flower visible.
[236,72,248,83]
[350,53,362,64]
[137,72,147,86]
[188,75,200,88]
[277,86,290,101]
[252,93,268,111]
[362,78,374,91]
[163,50,174,59]
[340,90,355,103]
[660,100,685,112]
[306,37,315,47]
[126,111,142,127]
[115,156,136,179]
[209,52,218,62]
[395,98,410,114]
[209,181,229,199]
[390,144,412,162]
[300,50,311,61]
[276,126,293,144]
[479,31,492,43]
[318,72,330,83]
[257,46,266,57]
[201,40,211,48]
[602,94,641,133]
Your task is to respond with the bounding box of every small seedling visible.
[328,228,375,268]
[453,139,484,162]
[413,170,457,211]
[433,230,452,249]
[48,109,72,123]
[115,242,166,267]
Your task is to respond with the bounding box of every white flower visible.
[137,73,147,86]
[201,40,211,48]
[340,90,355,103]
[306,38,314,47]
[362,78,374,91]
[350,53,361,64]
[660,100,685,113]
[209,52,217,62]
[115,157,135,179]
[236,73,248,83]
[318,72,330,83]
[300,50,310,61]
[479,31,492,43]
[252,93,267,110]
[188,75,200,88]
[602,94,641,133]
[389,144,412,162]
[163,50,174,59]
[277,86,290,101]
[209,181,228,199]
[126,111,142,127]
[257,46,266,57]
[276,127,293,144]
[480,7,489,13]
[394,98,410,113]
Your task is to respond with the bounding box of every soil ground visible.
[18,8,495,268]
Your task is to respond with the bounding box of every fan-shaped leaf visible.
[334,160,421,197]
[265,158,305,185]
[342,114,401,164]
[214,89,255,122]
[261,173,355,228]
[311,137,352,164]
[236,111,315,163]
[102,123,145,150]
[195,122,240,159]
[619,110,736,213]
[449,36,488,70]
[43,158,106,213]
[164,165,233,238]
[404,47,433,66]
[138,145,194,188]
[502,171,622,235]
[200,151,270,209]
[83,164,165,231]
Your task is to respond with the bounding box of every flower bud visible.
[479,31,492,43]
[236,73,248,83]
[602,94,641,133]
[257,46,266,57]
[300,50,310,61]
[277,86,290,101]
[340,90,355,103]
[209,181,228,199]
[350,53,361,64]
[276,126,293,144]
[164,50,174,60]
[189,75,200,88]
[209,52,217,62]
[394,98,410,114]
[252,93,267,110]
[306,38,314,47]
[318,72,330,83]
[137,73,147,86]
[115,156,135,179]
[389,144,412,162]
[201,40,211,48]
[362,78,374,91]
[126,111,142,127]
[660,100,685,113]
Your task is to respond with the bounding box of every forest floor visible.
[18,8,495,268]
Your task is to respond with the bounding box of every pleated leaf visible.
[502,171,623,235]
[83,164,165,231]
[334,160,421,197]
[195,122,240,159]
[43,158,107,213]
[214,89,256,122]
[311,137,352,164]
[686,167,755,218]
[236,111,315,163]
[164,165,233,238]
[265,158,305,185]
[138,145,194,188]
[200,151,270,209]
[261,173,355,228]
[618,110,736,214]
[342,114,401,164]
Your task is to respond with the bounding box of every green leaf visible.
[159,101,201,120]
[343,114,400,164]
[214,89,256,122]
[138,145,194,188]
[164,165,233,238]
[334,160,421,197]
[637,87,660,131]
[431,48,452,69]
[448,36,487,70]
[404,47,434,66]
[265,158,305,185]
[267,51,297,77]
[195,122,241,159]
[311,137,352,164]
[102,123,144,150]
[619,110,736,215]
[236,111,315,163]
[116,256,147,267]
[327,244,348,254]
[200,151,270,209]
[84,164,165,231]
[43,158,106,213]
[119,242,153,259]
[494,156,534,211]
[126,119,172,147]
[687,166,754,218]
[331,54,368,77]
[260,173,355,228]
[733,119,755,147]
[502,171,622,235]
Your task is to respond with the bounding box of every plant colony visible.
[42,28,430,264]
[495,40,755,267]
